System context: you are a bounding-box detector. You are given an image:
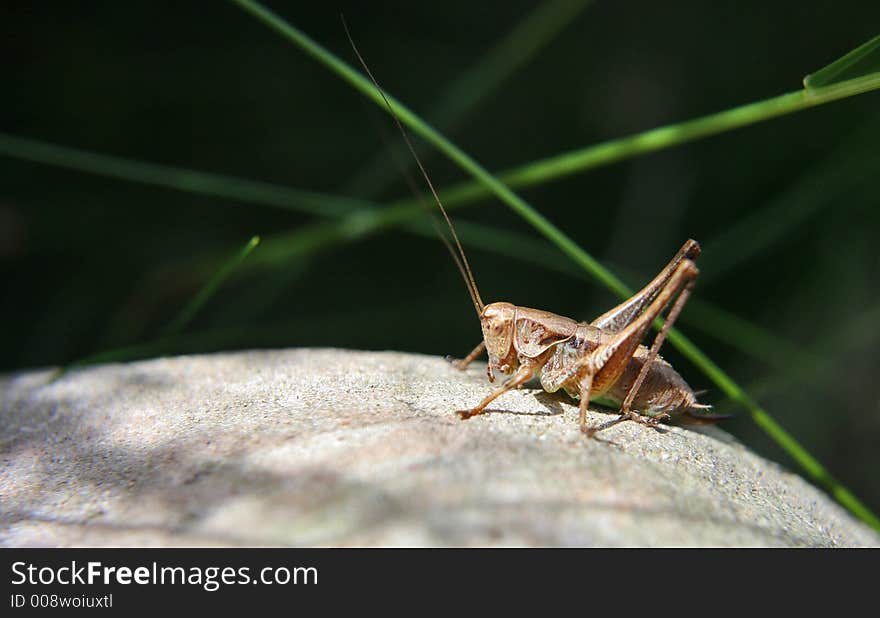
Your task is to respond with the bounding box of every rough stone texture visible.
[0,348,876,547]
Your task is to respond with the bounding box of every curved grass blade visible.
[55,235,261,377]
[0,132,371,218]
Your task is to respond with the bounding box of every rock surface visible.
[0,348,876,547]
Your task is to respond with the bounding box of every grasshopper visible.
[450,239,712,436]
[345,23,713,436]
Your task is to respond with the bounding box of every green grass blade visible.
[57,235,261,374]
[498,75,880,186]
[162,235,261,337]
[55,235,260,377]
[805,33,880,90]
[429,77,880,211]
[0,132,371,217]
[231,0,880,529]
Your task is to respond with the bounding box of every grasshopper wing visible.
[513,308,577,359]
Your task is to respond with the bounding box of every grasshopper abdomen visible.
[546,333,700,417]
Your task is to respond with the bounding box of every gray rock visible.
[0,348,876,547]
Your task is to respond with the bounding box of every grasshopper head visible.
[480,302,516,374]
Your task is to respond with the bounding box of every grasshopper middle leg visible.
[586,259,699,435]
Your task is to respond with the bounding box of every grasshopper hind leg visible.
[609,270,696,433]
[583,259,699,437]
[540,337,672,435]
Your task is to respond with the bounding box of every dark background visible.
[2,2,879,515]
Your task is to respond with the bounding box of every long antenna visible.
[341,15,485,316]
[364,99,482,316]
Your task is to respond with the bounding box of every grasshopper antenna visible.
[353,83,480,318]
[367,111,480,317]
[341,15,485,316]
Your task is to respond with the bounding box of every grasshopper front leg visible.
[458,362,538,420]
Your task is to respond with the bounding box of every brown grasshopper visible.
[450,239,712,436]
[345,23,713,436]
